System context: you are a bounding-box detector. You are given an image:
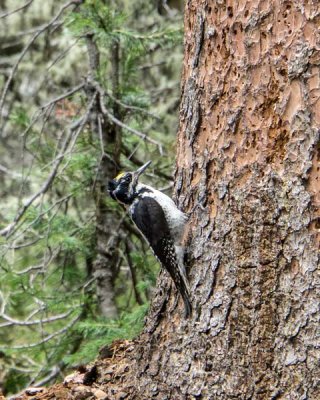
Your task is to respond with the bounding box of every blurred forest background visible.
[0,0,183,395]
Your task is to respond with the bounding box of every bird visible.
[108,161,192,317]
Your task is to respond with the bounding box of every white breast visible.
[135,184,187,243]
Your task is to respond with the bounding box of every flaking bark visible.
[134,0,320,398]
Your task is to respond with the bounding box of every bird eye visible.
[125,175,131,183]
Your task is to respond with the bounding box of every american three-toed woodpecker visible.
[108,161,191,317]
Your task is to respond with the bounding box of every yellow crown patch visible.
[115,172,126,181]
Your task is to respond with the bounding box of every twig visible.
[0,310,74,328]
[9,236,44,250]
[18,91,96,228]
[47,38,82,71]
[0,314,80,349]
[0,164,23,179]
[0,146,71,237]
[57,92,98,176]
[100,95,163,153]
[12,247,61,274]
[89,80,163,153]
[14,22,61,38]
[104,90,161,121]
[122,143,172,181]
[97,115,105,155]
[91,115,107,192]
[40,83,85,110]
[0,0,33,19]
[114,29,181,41]
[8,366,62,400]
[138,61,167,70]
[31,365,62,387]
[0,115,88,238]
[8,195,72,244]
[0,1,81,124]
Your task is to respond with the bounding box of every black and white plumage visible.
[108,161,191,317]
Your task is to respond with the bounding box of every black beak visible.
[136,161,152,177]
[132,160,151,186]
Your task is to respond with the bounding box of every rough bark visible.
[134,0,320,398]
[18,1,320,399]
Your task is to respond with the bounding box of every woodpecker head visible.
[108,161,151,205]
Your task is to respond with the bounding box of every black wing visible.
[131,196,170,253]
[131,197,178,272]
[131,196,192,317]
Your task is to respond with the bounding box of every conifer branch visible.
[0,92,97,238]
[92,82,164,153]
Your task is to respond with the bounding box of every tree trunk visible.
[86,35,119,318]
[133,0,320,398]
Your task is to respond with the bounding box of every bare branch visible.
[32,365,62,388]
[97,115,105,155]
[40,83,85,110]
[0,135,73,237]
[0,112,90,238]
[86,80,163,152]
[7,367,62,400]
[138,61,167,70]
[0,314,80,349]
[0,84,99,239]
[103,106,164,154]
[104,90,161,121]
[0,310,75,328]
[14,22,61,38]
[47,38,82,71]
[4,90,98,239]
[9,236,44,250]
[11,247,61,273]
[0,163,23,179]
[0,0,33,19]
[92,84,163,153]
[0,1,82,124]
[8,195,72,245]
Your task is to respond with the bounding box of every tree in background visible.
[0,0,183,394]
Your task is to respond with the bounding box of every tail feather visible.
[182,287,192,318]
[177,273,192,318]
[167,266,192,318]
[174,246,192,318]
